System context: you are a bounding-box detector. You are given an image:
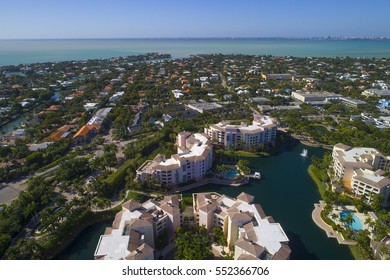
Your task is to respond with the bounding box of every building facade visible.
[351,169,390,207]
[94,195,181,260]
[332,144,390,202]
[192,192,290,260]
[204,114,277,149]
[136,132,213,186]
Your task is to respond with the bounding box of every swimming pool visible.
[340,211,363,231]
[225,167,238,179]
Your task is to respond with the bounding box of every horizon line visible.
[1,36,390,41]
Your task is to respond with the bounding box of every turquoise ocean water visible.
[1,38,390,66]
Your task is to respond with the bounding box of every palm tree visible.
[342,213,355,230]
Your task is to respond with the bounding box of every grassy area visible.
[308,165,327,198]
[219,150,265,158]
[349,245,366,260]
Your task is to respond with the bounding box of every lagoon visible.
[58,142,353,260]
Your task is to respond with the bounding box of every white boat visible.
[300,148,308,157]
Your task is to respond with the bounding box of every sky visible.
[1,0,390,39]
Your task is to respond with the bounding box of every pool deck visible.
[312,201,357,246]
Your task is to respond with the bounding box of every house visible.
[362,88,390,97]
[172,89,184,99]
[109,91,125,103]
[84,103,99,111]
[72,125,101,145]
[193,192,290,260]
[45,125,74,141]
[28,142,54,152]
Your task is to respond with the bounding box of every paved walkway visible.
[173,178,249,193]
[312,201,356,246]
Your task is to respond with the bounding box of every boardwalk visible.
[312,201,356,246]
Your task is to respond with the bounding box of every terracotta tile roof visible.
[237,192,255,204]
[73,124,101,138]
[272,244,291,260]
[237,253,260,260]
[122,200,141,211]
[235,237,265,257]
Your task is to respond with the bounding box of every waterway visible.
[57,142,353,260]
[55,220,112,260]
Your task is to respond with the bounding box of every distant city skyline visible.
[1,0,390,39]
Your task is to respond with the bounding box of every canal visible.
[57,142,353,260]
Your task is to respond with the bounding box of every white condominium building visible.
[332,143,390,189]
[136,132,213,186]
[193,192,290,260]
[94,195,181,260]
[351,169,390,207]
[204,114,277,149]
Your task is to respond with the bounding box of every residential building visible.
[362,88,390,97]
[291,90,341,102]
[337,96,367,108]
[185,102,222,113]
[109,91,125,102]
[332,143,390,189]
[94,196,181,260]
[192,192,290,260]
[84,102,99,111]
[291,90,367,108]
[72,124,101,145]
[172,89,184,99]
[351,169,390,207]
[204,114,277,149]
[136,132,213,186]
[45,124,73,141]
[87,107,112,125]
[28,142,54,152]
[261,73,294,81]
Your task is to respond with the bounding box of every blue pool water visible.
[225,167,238,179]
[340,211,363,231]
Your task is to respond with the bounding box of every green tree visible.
[212,226,227,247]
[175,226,213,260]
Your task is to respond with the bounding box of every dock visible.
[247,171,261,180]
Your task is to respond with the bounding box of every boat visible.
[300,148,308,157]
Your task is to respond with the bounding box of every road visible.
[0,164,61,206]
[0,177,29,205]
